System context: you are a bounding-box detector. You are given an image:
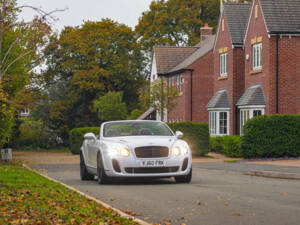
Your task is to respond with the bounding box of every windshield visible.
[103,121,174,137]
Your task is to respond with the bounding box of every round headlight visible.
[172,146,181,156]
[120,147,130,157]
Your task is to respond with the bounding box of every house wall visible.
[167,72,191,122]
[213,12,245,135]
[190,51,214,122]
[244,0,300,115]
[244,0,273,114]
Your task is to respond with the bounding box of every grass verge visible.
[0,162,138,225]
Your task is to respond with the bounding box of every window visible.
[253,43,262,71]
[220,53,227,76]
[240,108,264,134]
[168,77,171,87]
[255,5,258,19]
[176,75,180,89]
[209,111,229,136]
[179,75,184,93]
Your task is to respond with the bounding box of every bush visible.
[210,136,224,154]
[223,136,241,158]
[210,136,241,158]
[69,127,100,155]
[167,121,209,156]
[241,115,300,158]
[127,109,144,120]
[12,120,54,149]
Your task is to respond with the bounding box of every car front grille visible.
[125,167,179,174]
[134,146,169,158]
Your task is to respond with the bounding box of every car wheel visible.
[175,167,192,183]
[97,153,109,185]
[80,152,94,181]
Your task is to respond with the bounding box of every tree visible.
[127,109,144,120]
[93,91,127,122]
[139,78,180,121]
[43,19,146,141]
[135,0,220,52]
[0,0,64,147]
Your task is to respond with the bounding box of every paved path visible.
[30,162,300,225]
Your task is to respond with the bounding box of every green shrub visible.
[210,136,241,158]
[127,109,144,120]
[13,120,53,149]
[69,127,100,155]
[210,136,224,153]
[241,114,300,158]
[167,121,209,156]
[223,136,241,158]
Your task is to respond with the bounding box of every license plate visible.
[141,160,165,167]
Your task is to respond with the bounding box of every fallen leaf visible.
[224,202,229,206]
[232,213,242,217]
[280,192,287,196]
[110,198,115,201]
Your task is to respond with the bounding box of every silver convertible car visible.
[80,120,192,184]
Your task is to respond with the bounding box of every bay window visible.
[209,110,230,136]
[240,107,265,133]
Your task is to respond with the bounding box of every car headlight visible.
[172,146,181,156]
[172,145,189,156]
[107,143,131,157]
[120,147,130,157]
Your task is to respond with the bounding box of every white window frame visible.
[220,53,227,77]
[252,43,262,71]
[209,109,230,137]
[179,75,184,94]
[240,106,265,134]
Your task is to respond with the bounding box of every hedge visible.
[241,114,300,158]
[210,136,242,158]
[69,127,100,155]
[168,121,209,156]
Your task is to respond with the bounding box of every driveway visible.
[27,160,300,225]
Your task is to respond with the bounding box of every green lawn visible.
[0,162,138,225]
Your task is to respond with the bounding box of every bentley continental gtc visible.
[80,120,192,184]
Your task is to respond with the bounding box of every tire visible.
[175,167,192,183]
[80,152,94,181]
[97,152,109,184]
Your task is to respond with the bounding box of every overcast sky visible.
[18,0,153,32]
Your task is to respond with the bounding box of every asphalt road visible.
[31,163,300,225]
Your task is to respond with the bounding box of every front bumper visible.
[104,155,192,178]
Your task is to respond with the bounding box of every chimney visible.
[200,23,213,41]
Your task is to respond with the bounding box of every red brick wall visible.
[189,51,214,122]
[167,71,191,122]
[244,0,300,116]
[213,12,245,135]
[244,0,273,114]
[167,51,214,123]
[278,36,300,114]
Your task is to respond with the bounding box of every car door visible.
[85,139,95,167]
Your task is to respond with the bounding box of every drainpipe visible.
[189,70,193,121]
[276,35,279,114]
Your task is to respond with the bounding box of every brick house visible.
[237,0,300,133]
[147,0,300,137]
[148,24,215,123]
[207,3,251,136]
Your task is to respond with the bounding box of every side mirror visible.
[175,131,183,139]
[84,133,96,141]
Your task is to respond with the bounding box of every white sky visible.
[18,0,153,32]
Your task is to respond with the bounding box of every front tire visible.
[80,152,94,181]
[175,167,192,183]
[97,153,109,184]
